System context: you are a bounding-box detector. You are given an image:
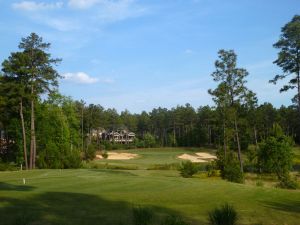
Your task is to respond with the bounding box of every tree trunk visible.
[223,121,227,158]
[20,100,28,170]
[297,70,300,116]
[234,117,243,173]
[254,126,258,149]
[30,97,36,169]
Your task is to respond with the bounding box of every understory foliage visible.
[179,161,198,178]
[216,151,244,183]
[258,124,298,189]
[208,203,238,225]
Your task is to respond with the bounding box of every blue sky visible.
[0,0,299,113]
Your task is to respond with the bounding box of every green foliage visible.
[160,215,190,225]
[258,124,293,180]
[208,203,238,225]
[256,180,264,187]
[85,144,96,161]
[179,161,198,178]
[35,95,82,169]
[206,162,219,177]
[217,151,244,183]
[271,15,300,106]
[143,133,156,148]
[102,150,108,159]
[0,161,17,171]
[132,206,154,225]
[277,174,299,189]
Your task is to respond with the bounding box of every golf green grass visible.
[0,148,299,225]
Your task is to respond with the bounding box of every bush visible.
[217,151,244,183]
[208,203,238,225]
[143,133,156,148]
[222,160,244,183]
[179,161,198,178]
[256,180,264,187]
[161,215,190,225]
[206,162,219,177]
[257,124,293,178]
[102,150,108,159]
[277,174,299,189]
[132,206,154,225]
[0,162,17,171]
[85,144,96,160]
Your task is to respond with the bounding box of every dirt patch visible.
[96,152,138,160]
[178,152,217,163]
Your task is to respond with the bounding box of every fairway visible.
[0,148,300,225]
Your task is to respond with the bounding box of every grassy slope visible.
[0,148,299,225]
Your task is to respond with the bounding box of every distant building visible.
[91,128,135,144]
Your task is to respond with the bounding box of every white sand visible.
[96,152,138,160]
[178,152,216,162]
[195,152,217,159]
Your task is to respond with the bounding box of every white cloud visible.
[43,17,79,31]
[68,0,146,23]
[68,0,99,9]
[184,49,194,54]
[12,1,63,11]
[63,72,99,84]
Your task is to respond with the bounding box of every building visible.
[91,128,135,144]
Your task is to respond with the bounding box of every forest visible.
[0,15,300,187]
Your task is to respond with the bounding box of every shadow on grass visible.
[262,199,300,214]
[0,192,197,225]
[0,182,35,191]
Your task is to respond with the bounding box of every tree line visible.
[0,15,300,175]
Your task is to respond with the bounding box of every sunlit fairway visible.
[0,148,300,225]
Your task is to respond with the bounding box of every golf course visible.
[0,148,299,225]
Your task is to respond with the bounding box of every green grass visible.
[0,148,299,225]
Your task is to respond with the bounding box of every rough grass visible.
[0,148,299,225]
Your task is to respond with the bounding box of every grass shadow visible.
[0,182,35,191]
[0,192,197,225]
[261,199,300,214]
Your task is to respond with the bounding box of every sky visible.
[0,0,299,113]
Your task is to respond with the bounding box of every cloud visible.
[184,49,194,54]
[12,1,63,11]
[68,0,147,23]
[63,72,99,84]
[68,0,99,9]
[43,17,79,31]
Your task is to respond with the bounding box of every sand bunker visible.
[178,152,217,163]
[96,152,138,160]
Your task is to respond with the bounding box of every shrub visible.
[0,161,17,171]
[161,215,190,225]
[132,206,154,225]
[256,180,264,187]
[179,161,198,178]
[277,174,299,189]
[206,162,219,177]
[208,203,238,225]
[257,124,293,179]
[102,151,108,159]
[143,133,156,148]
[85,144,97,161]
[222,160,244,183]
[217,151,244,183]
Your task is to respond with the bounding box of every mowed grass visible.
[0,148,299,225]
